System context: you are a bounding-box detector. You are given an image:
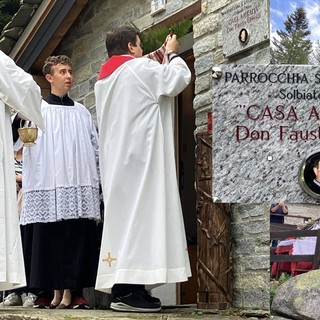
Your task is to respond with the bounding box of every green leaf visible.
[140,19,192,54]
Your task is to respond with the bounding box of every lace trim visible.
[20,186,100,225]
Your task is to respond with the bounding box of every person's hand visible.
[278,202,288,214]
[163,34,171,46]
[165,34,178,53]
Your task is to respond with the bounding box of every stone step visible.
[0,306,250,320]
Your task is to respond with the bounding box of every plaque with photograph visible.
[299,151,320,199]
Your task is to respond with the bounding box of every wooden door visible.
[196,133,232,309]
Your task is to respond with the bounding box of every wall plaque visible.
[150,0,166,16]
[298,151,320,199]
[212,64,320,203]
[221,0,269,57]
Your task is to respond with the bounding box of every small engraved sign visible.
[151,0,166,16]
[221,0,269,57]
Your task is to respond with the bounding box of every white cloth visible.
[95,56,192,292]
[292,239,316,255]
[0,50,44,290]
[20,100,100,225]
[277,239,296,247]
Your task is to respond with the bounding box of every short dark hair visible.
[313,158,320,169]
[105,26,139,57]
[42,55,72,76]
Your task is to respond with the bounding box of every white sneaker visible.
[22,292,37,307]
[3,292,22,306]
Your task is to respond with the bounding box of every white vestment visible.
[0,50,44,290]
[20,100,100,225]
[95,56,192,292]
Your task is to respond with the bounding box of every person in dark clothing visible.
[270,202,288,224]
[270,202,288,247]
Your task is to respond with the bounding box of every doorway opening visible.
[177,50,197,305]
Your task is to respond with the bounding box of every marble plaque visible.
[212,65,320,203]
[221,0,269,57]
[150,0,166,16]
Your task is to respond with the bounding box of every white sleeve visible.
[0,51,44,131]
[131,57,191,99]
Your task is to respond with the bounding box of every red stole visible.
[98,55,134,80]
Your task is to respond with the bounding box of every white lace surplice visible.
[20,101,100,225]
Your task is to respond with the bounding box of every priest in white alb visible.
[0,50,44,291]
[95,26,191,313]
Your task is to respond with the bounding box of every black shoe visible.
[139,289,161,307]
[110,291,161,313]
[33,296,50,309]
[33,291,52,309]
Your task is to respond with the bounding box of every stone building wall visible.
[192,0,270,310]
[55,0,270,310]
[231,203,270,309]
[59,0,198,121]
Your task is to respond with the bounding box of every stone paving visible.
[0,306,270,320]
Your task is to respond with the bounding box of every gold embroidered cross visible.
[103,252,117,267]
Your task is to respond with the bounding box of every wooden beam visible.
[271,255,315,263]
[13,0,56,62]
[270,223,298,232]
[270,213,312,220]
[270,229,319,239]
[31,0,89,74]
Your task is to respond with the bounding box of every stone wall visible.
[55,0,270,310]
[58,0,198,121]
[231,203,270,309]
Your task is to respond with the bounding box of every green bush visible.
[140,19,192,54]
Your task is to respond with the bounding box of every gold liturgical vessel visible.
[18,120,38,146]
